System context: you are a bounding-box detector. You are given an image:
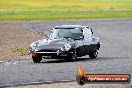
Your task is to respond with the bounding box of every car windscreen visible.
[50,28,83,40]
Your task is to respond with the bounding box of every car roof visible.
[54,25,85,29]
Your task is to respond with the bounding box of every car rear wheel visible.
[89,51,98,59]
[32,55,42,63]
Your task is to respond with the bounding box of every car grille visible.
[38,49,59,52]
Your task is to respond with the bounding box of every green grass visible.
[0,0,132,21]
[12,47,29,56]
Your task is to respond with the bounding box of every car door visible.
[75,39,85,56]
[82,27,95,54]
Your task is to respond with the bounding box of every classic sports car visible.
[29,25,101,62]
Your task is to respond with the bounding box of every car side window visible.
[83,28,93,39]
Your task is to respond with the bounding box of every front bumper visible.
[32,50,73,59]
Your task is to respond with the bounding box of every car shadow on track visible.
[38,56,122,64]
[40,57,100,63]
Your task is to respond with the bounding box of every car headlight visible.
[61,44,71,51]
[29,43,37,51]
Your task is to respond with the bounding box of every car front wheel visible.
[32,54,42,63]
[89,51,98,59]
[66,50,77,61]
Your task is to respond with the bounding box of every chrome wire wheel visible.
[66,49,77,62]
[72,49,77,61]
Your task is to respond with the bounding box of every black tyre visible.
[32,55,42,63]
[89,51,98,59]
[66,50,77,61]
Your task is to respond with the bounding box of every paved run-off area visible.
[8,81,132,88]
[0,18,132,88]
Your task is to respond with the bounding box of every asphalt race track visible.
[0,18,132,86]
